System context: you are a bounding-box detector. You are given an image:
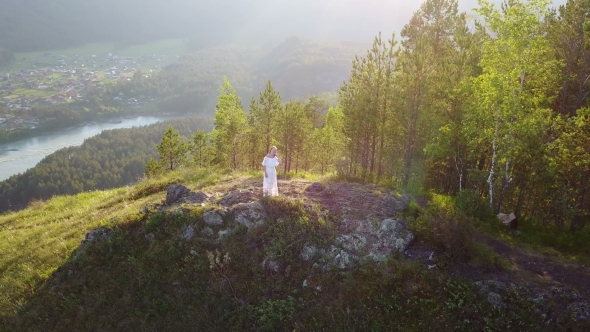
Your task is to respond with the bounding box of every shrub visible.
[455,190,495,222]
[411,195,475,267]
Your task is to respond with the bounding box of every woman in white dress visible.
[262,146,282,196]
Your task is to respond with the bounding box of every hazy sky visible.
[227,0,569,44]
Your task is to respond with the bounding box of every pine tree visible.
[191,129,210,168]
[144,156,162,178]
[340,33,398,181]
[275,100,312,173]
[157,126,188,171]
[249,81,282,157]
[211,78,247,169]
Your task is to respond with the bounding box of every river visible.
[0,115,184,181]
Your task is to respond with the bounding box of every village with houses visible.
[0,52,173,132]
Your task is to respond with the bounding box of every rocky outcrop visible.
[203,211,224,226]
[217,189,257,207]
[475,280,590,323]
[165,184,209,206]
[300,218,415,270]
[232,202,267,229]
[83,227,112,244]
[161,183,415,269]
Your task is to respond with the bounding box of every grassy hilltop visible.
[1,168,590,331]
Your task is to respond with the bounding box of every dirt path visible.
[485,238,590,298]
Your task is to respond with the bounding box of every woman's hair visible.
[269,146,277,153]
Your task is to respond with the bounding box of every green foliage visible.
[0,117,211,213]
[250,81,282,154]
[191,130,212,168]
[403,199,423,220]
[455,190,496,222]
[211,78,247,169]
[413,196,475,266]
[339,33,398,181]
[255,296,297,331]
[157,126,189,171]
[145,211,167,233]
[144,156,162,178]
[3,176,568,331]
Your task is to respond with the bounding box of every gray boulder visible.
[218,190,257,206]
[203,211,224,226]
[383,193,411,215]
[181,225,195,241]
[232,202,267,228]
[83,227,111,243]
[165,184,191,205]
[165,184,208,206]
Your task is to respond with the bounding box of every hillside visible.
[0,116,213,213]
[1,170,590,331]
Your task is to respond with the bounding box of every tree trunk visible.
[487,137,497,211]
[497,160,511,214]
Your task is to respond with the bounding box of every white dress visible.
[262,156,279,196]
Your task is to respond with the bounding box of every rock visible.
[201,227,214,237]
[331,248,354,269]
[73,227,113,260]
[568,301,590,321]
[383,193,411,214]
[145,233,155,242]
[378,218,415,253]
[183,191,209,205]
[474,280,507,293]
[232,202,267,228]
[355,220,378,234]
[165,184,191,205]
[218,229,231,241]
[380,218,401,233]
[83,227,111,243]
[218,190,257,206]
[497,213,517,228]
[302,279,309,288]
[165,184,208,206]
[305,182,325,193]
[181,225,195,241]
[311,217,415,270]
[203,211,224,226]
[487,292,505,308]
[335,234,367,253]
[262,258,279,273]
[300,245,320,262]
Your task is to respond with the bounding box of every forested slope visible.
[0,116,212,212]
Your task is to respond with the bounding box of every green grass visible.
[0,168,221,318]
[0,168,588,330]
[11,88,51,98]
[2,39,188,72]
